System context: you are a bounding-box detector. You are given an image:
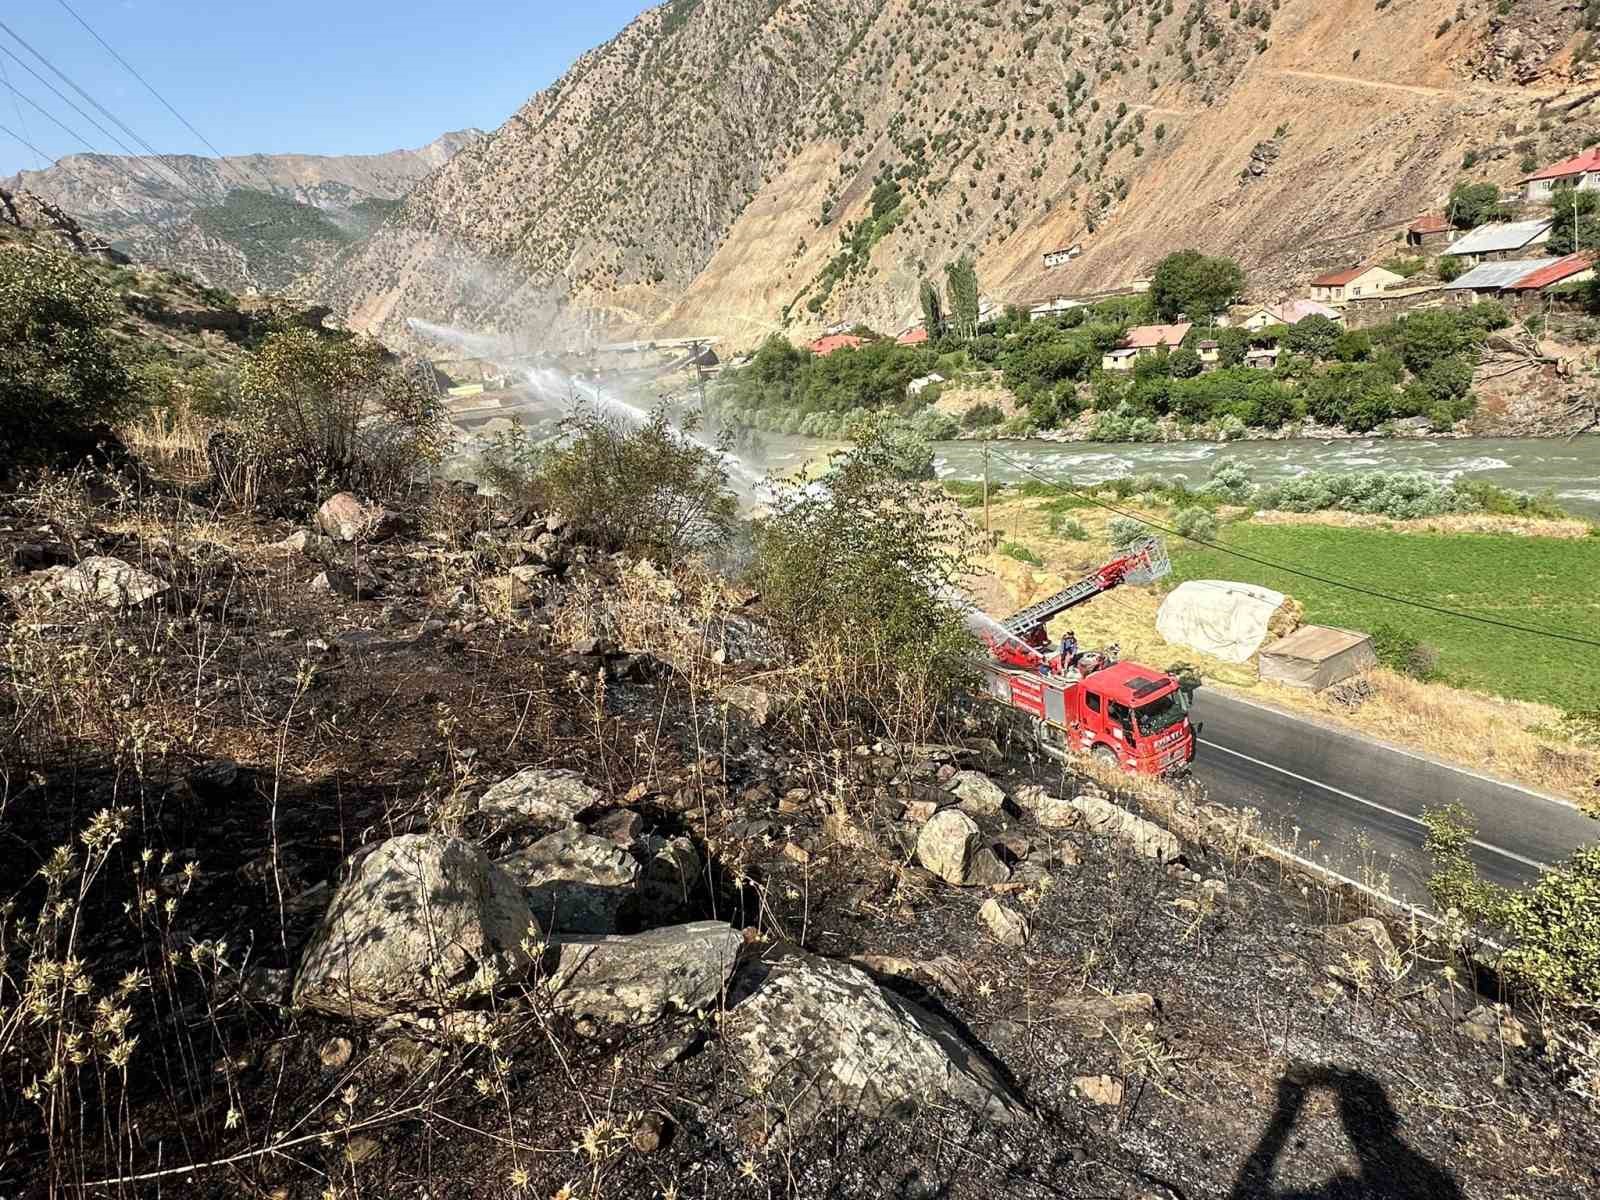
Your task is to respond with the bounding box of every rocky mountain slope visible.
[4,130,482,294]
[320,0,1598,352]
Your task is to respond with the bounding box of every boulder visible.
[1074,1074,1125,1106]
[478,768,605,831]
[720,683,776,727]
[1320,918,1397,963]
[56,556,167,607]
[293,834,539,1019]
[1458,1004,1532,1049]
[587,808,644,848]
[916,810,1010,886]
[498,825,640,934]
[1070,794,1181,862]
[979,898,1030,948]
[316,493,380,542]
[947,770,1007,817]
[724,949,1026,1135]
[548,921,742,1025]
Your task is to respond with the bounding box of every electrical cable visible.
[0,51,42,170]
[0,117,142,223]
[0,20,213,207]
[987,448,1600,651]
[51,0,276,196]
[0,74,159,217]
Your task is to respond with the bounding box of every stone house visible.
[1042,245,1082,269]
[1406,214,1456,250]
[1446,219,1552,266]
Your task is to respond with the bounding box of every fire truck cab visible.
[977,658,1196,775]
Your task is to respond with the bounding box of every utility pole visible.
[982,445,991,537]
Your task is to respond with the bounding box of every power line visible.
[0,74,161,218]
[0,50,42,170]
[0,19,213,208]
[50,0,276,196]
[986,449,1600,651]
[0,117,143,224]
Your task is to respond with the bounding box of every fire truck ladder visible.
[1000,537,1170,638]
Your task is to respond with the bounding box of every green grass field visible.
[1170,524,1600,711]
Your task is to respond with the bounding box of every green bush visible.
[1436,255,1466,282]
[1256,470,1476,519]
[0,248,137,468]
[1149,248,1245,320]
[960,402,1005,429]
[1174,505,1218,542]
[1371,622,1443,679]
[532,405,736,562]
[1424,805,1600,1005]
[1107,515,1150,549]
[1048,513,1089,540]
[1202,460,1256,503]
[1000,541,1045,565]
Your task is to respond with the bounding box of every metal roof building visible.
[1444,259,1550,291]
[1447,219,1552,258]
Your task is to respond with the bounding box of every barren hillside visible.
[5,130,483,294]
[322,0,1597,350]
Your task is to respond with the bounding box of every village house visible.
[1446,218,1552,265]
[1244,346,1280,371]
[1444,252,1595,298]
[1406,213,1457,250]
[822,320,855,337]
[807,333,866,356]
[896,325,929,346]
[1042,245,1082,269]
[1101,321,1191,370]
[1309,265,1405,305]
[907,372,945,397]
[1239,298,1342,331]
[1029,295,1087,321]
[1519,147,1600,203]
[1500,252,1596,294]
[1196,339,1221,370]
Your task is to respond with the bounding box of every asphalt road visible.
[1186,687,1597,898]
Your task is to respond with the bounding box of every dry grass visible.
[1245,508,1594,540]
[969,494,1600,803]
[119,404,217,482]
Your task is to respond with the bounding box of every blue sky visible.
[1,1,654,176]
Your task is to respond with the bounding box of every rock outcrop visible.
[294,834,539,1018]
[499,824,640,934]
[547,921,743,1025]
[724,950,1026,1134]
[477,768,606,831]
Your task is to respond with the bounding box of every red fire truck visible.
[972,538,1196,776]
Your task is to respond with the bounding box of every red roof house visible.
[807,333,866,357]
[1501,253,1596,292]
[1519,147,1600,200]
[1120,322,1192,350]
[896,326,929,346]
[1408,213,1452,235]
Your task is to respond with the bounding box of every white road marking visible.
[1198,739,1548,873]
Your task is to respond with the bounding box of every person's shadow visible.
[1227,1067,1464,1199]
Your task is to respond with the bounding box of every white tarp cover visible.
[1156,580,1287,664]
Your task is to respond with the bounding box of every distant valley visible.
[3,129,482,293]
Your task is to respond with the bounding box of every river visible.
[755,432,1600,518]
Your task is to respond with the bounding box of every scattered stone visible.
[56,556,167,607]
[293,834,539,1019]
[308,568,363,598]
[781,842,811,866]
[1035,791,1082,828]
[343,1136,380,1165]
[498,824,640,934]
[316,493,382,542]
[588,808,643,847]
[1011,783,1049,813]
[1201,878,1230,901]
[1321,918,1396,963]
[904,799,941,823]
[1458,1004,1532,1049]
[319,1036,354,1070]
[1050,992,1157,1031]
[947,770,1007,816]
[548,921,743,1025]
[632,1112,670,1154]
[1070,794,1181,862]
[723,949,1025,1135]
[979,898,1030,948]
[1074,1074,1125,1106]
[778,788,811,813]
[916,810,1012,886]
[993,831,1031,861]
[478,768,605,831]
[720,683,776,726]
[641,835,702,906]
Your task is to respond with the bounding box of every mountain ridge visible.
[318,0,1597,352]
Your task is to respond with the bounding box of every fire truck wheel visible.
[1091,745,1119,770]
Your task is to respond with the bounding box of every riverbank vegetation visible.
[720,249,1515,443]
